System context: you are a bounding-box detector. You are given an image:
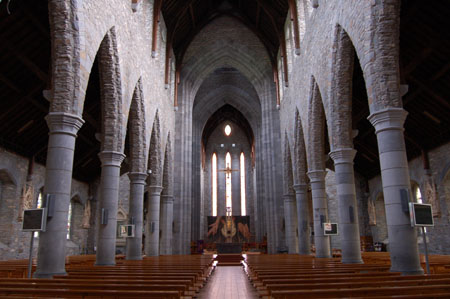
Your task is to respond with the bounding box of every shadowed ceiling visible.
[0,0,448,182]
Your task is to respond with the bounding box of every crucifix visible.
[219,154,238,213]
[218,162,239,178]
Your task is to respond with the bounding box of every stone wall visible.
[369,141,450,254]
[0,147,89,260]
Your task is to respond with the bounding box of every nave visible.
[1,252,450,298]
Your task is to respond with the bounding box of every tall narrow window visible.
[67,201,73,239]
[34,190,43,238]
[212,153,217,216]
[240,152,246,216]
[225,152,232,211]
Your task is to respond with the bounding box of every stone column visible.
[34,112,84,278]
[293,184,311,255]
[368,108,423,274]
[329,148,363,264]
[307,170,331,258]
[159,194,174,255]
[232,152,240,216]
[95,151,125,266]
[145,185,163,256]
[125,172,147,260]
[283,193,298,253]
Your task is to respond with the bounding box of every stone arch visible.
[181,16,274,104]
[361,1,402,111]
[0,168,17,187]
[373,192,388,246]
[0,168,18,244]
[124,78,147,173]
[162,133,173,197]
[293,109,308,185]
[328,25,355,150]
[98,27,124,153]
[410,180,423,203]
[148,111,162,187]
[68,193,83,240]
[48,0,83,114]
[283,132,294,195]
[306,76,329,171]
[443,169,450,220]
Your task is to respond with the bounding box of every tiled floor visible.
[197,266,259,299]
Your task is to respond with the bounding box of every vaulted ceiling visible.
[0,0,448,182]
[161,0,289,66]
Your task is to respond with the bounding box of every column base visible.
[33,271,67,279]
[94,262,116,266]
[391,267,424,275]
[125,256,143,261]
[341,258,364,264]
[315,254,331,258]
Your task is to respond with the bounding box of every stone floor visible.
[197,266,259,299]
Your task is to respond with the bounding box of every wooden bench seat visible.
[0,287,180,298]
[270,284,450,298]
[0,281,190,295]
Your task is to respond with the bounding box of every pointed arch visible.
[148,111,162,186]
[293,109,308,185]
[307,76,328,171]
[0,168,17,186]
[161,132,173,196]
[329,25,355,150]
[98,27,124,153]
[126,78,147,173]
[283,132,294,195]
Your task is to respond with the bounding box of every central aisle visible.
[197,266,259,299]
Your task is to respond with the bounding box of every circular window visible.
[224,124,231,136]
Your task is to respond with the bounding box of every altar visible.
[216,243,242,254]
[206,215,251,245]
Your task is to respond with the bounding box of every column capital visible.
[98,151,126,167]
[329,148,357,164]
[293,184,308,193]
[307,170,326,182]
[148,185,163,195]
[367,108,408,134]
[161,194,174,204]
[128,172,147,185]
[283,193,295,203]
[46,112,84,137]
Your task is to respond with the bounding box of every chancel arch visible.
[202,104,256,246]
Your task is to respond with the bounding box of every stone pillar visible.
[283,193,298,253]
[293,184,311,255]
[307,170,331,258]
[368,108,423,274]
[125,172,147,260]
[232,152,240,216]
[34,112,84,278]
[145,185,163,256]
[95,151,125,266]
[329,148,363,264]
[159,194,174,255]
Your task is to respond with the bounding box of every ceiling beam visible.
[151,0,163,58]
[255,3,261,29]
[3,37,48,82]
[288,0,300,55]
[22,4,50,39]
[402,47,433,78]
[0,83,43,122]
[189,4,196,28]
[407,76,450,110]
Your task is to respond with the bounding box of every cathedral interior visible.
[0,0,450,294]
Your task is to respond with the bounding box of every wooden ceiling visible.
[352,0,450,179]
[161,0,289,65]
[0,0,448,183]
